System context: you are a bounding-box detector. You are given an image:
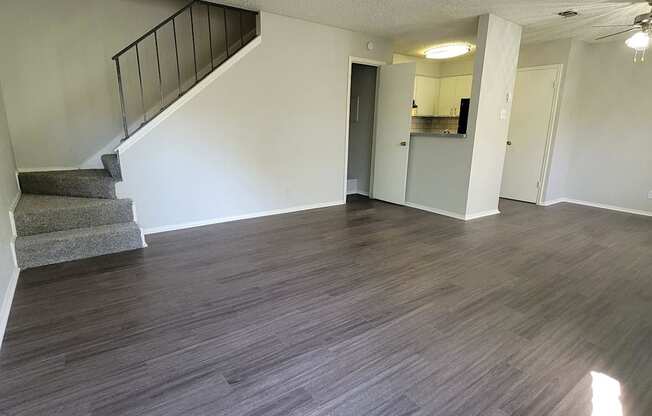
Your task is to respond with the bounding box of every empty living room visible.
[1,0,651,415]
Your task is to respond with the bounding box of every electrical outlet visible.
[648,190,652,200]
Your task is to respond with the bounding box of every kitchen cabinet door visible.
[451,75,473,116]
[414,76,439,116]
[455,75,473,99]
[437,77,457,116]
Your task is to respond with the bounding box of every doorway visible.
[501,65,561,204]
[344,58,416,205]
[346,63,378,199]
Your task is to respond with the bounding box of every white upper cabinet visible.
[413,76,439,116]
[437,77,458,117]
[438,75,473,117]
[455,75,473,100]
[413,74,473,118]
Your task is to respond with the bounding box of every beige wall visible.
[0,82,20,347]
[393,53,475,78]
[0,0,187,170]
[563,41,651,212]
[393,54,440,77]
[439,57,475,77]
[518,38,650,213]
[117,12,393,232]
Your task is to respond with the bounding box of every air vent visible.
[558,10,579,18]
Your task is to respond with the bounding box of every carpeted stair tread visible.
[101,154,122,181]
[15,222,144,269]
[18,169,117,199]
[14,194,134,236]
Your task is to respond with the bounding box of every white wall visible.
[465,14,522,217]
[0,83,20,347]
[564,41,651,212]
[393,54,440,77]
[117,12,392,232]
[347,64,377,195]
[0,0,187,170]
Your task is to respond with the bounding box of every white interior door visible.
[372,63,416,205]
[501,67,558,203]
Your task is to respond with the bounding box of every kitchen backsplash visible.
[411,116,459,133]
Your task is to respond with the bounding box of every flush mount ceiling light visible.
[424,43,473,60]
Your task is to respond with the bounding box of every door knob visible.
[506,141,512,146]
[400,141,407,147]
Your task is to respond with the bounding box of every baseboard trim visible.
[406,202,500,221]
[144,200,345,235]
[116,36,263,155]
[465,209,501,221]
[541,197,651,217]
[540,198,566,207]
[405,202,466,221]
[0,267,20,350]
[8,190,21,268]
[565,198,652,217]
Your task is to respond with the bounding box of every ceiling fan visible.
[594,0,651,62]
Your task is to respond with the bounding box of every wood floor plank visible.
[1,196,651,415]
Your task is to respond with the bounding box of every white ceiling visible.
[221,0,649,56]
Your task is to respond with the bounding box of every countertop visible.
[410,131,467,139]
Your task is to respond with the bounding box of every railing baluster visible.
[135,43,147,123]
[207,4,214,70]
[172,18,182,96]
[154,31,164,110]
[239,9,244,48]
[223,7,230,58]
[114,57,129,139]
[111,1,259,140]
[189,5,198,82]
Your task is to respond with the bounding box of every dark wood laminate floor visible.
[1,197,651,416]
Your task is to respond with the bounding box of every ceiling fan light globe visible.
[626,31,650,51]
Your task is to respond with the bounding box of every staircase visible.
[14,156,145,269]
[13,1,259,269]
[113,0,259,139]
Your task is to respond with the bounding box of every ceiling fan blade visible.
[592,25,637,28]
[596,27,638,40]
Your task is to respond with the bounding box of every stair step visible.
[101,154,122,181]
[15,222,145,269]
[14,194,134,237]
[19,169,117,199]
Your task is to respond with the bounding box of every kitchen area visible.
[394,49,475,139]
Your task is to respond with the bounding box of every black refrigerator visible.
[457,98,471,135]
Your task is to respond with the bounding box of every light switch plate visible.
[648,190,652,199]
[500,109,508,120]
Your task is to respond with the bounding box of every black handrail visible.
[112,0,259,140]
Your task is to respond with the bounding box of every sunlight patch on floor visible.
[591,371,623,416]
